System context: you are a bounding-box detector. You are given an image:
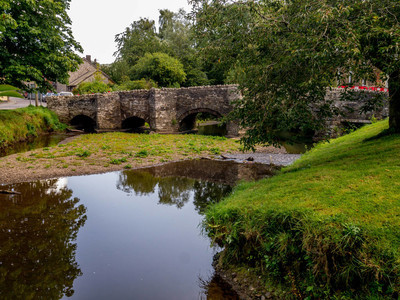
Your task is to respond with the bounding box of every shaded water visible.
[0,160,277,299]
[0,133,74,157]
[197,122,227,137]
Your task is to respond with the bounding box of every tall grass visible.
[204,120,400,299]
[0,106,66,149]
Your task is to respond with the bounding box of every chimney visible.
[86,55,91,62]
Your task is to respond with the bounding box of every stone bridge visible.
[47,85,240,136]
[47,85,388,137]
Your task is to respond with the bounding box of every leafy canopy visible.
[110,9,209,87]
[0,0,82,91]
[190,0,400,148]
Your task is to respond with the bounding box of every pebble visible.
[222,153,301,166]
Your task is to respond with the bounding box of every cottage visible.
[53,55,113,93]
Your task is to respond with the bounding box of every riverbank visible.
[0,132,292,185]
[204,120,400,299]
[0,106,64,149]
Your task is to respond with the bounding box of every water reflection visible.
[0,179,87,299]
[117,160,275,213]
[1,160,275,299]
[117,171,194,209]
[117,170,232,211]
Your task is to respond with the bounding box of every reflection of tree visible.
[117,170,194,209]
[117,171,158,195]
[0,179,87,299]
[157,177,193,208]
[117,169,232,211]
[193,181,232,215]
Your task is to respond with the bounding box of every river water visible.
[0,160,277,299]
[0,133,75,158]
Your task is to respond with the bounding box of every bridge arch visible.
[70,115,96,133]
[177,108,224,132]
[121,115,151,133]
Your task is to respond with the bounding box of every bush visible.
[73,81,110,95]
[115,79,157,91]
[131,52,186,87]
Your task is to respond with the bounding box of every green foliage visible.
[110,157,127,165]
[132,52,186,87]
[134,150,149,158]
[73,81,110,95]
[101,61,131,84]
[115,18,164,67]
[115,79,157,91]
[0,106,66,149]
[209,147,221,155]
[111,9,209,87]
[0,0,82,91]
[75,150,91,158]
[204,120,400,298]
[191,0,400,148]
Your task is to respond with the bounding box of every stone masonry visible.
[47,85,388,137]
[47,85,241,136]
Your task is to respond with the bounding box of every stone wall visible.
[47,85,388,137]
[325,88,388,136]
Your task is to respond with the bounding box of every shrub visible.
[131,52,186,87]
[116,79,157,91]
[73,81,110,95]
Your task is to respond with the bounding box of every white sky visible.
[68,0,191,64]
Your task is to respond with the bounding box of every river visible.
[0,160,277,299]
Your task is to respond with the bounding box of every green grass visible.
[0,132,242,174]
[0,106,66,148]
[204,120,400,299]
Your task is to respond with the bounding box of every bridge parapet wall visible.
[48,94,99,125]
[327,88,389,121]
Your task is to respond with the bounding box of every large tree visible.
[190,0,400,149]
[114,18,164,67]
[112,9,209,87]
[0,0,82,92]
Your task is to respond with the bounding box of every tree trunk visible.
[389,71,400,132]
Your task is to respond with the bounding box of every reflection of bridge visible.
[47,85,241,136]
[47,85,388,137]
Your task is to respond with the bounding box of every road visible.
[0,97,47,110]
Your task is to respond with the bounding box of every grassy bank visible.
[204,120,400,299]
[0,106,65,148]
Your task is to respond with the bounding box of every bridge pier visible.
[226,121,240,137]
